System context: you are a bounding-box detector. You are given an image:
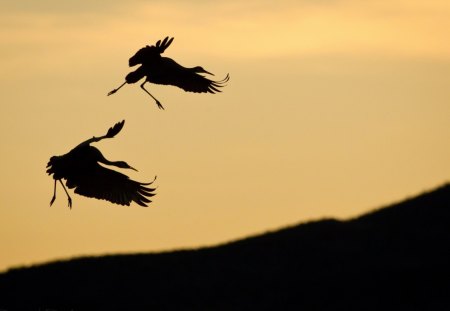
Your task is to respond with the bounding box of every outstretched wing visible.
[68,163,156,207]
[105,120,125,138]
[148,57,229,94]
[73,120,126,150]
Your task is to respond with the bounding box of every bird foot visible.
[156,101,165,110]
[107,89,117,96]
[68,197,72,209]
[50,195,56,206]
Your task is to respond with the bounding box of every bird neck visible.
[98,156,136,171]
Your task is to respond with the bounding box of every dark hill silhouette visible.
[1,183,450,310]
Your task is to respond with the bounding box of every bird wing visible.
[155,37,174,54]
[73,120,125,150]
[105,120,125,138]
[148,58,229,94]
[68,163,156,207]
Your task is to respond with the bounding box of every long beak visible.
[202,69,214,75]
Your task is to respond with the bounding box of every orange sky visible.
[1,0,449,272]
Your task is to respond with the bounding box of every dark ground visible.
[1,183,450,310]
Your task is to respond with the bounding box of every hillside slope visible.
[1,184,450,310]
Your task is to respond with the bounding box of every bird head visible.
[193,66,214,76]
[47,155,57,167]
[46,155,63,177]
[112,161,138,171]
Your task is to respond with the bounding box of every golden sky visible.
[0,0,449,271]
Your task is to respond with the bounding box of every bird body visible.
[46,121,156,208]
[126,57,228,93]
[108,37,229,109]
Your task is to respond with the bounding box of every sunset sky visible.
[1,0,449,271]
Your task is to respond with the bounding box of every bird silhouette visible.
[46,120,156,208]
[107,36,229,109]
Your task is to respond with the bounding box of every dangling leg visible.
[140,81,164,110]
[50,180,57,206]
[107,81,127,96]
[59,180,72,209]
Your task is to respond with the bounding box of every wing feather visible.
[69,163,156,207]
[147,58,229,94]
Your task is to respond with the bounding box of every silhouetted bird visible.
[107,36,229,109]
[46,120,156,208]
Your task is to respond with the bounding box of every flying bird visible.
[107,36,229,109]
[46,120,156,208]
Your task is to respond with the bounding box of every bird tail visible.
[46,156,59,177]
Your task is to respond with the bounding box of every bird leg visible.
[50,180,57,206]
[140,81,165,110]
[107,82,127,96]
[59,180,72,209]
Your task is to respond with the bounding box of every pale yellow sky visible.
[0,0,449,271]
